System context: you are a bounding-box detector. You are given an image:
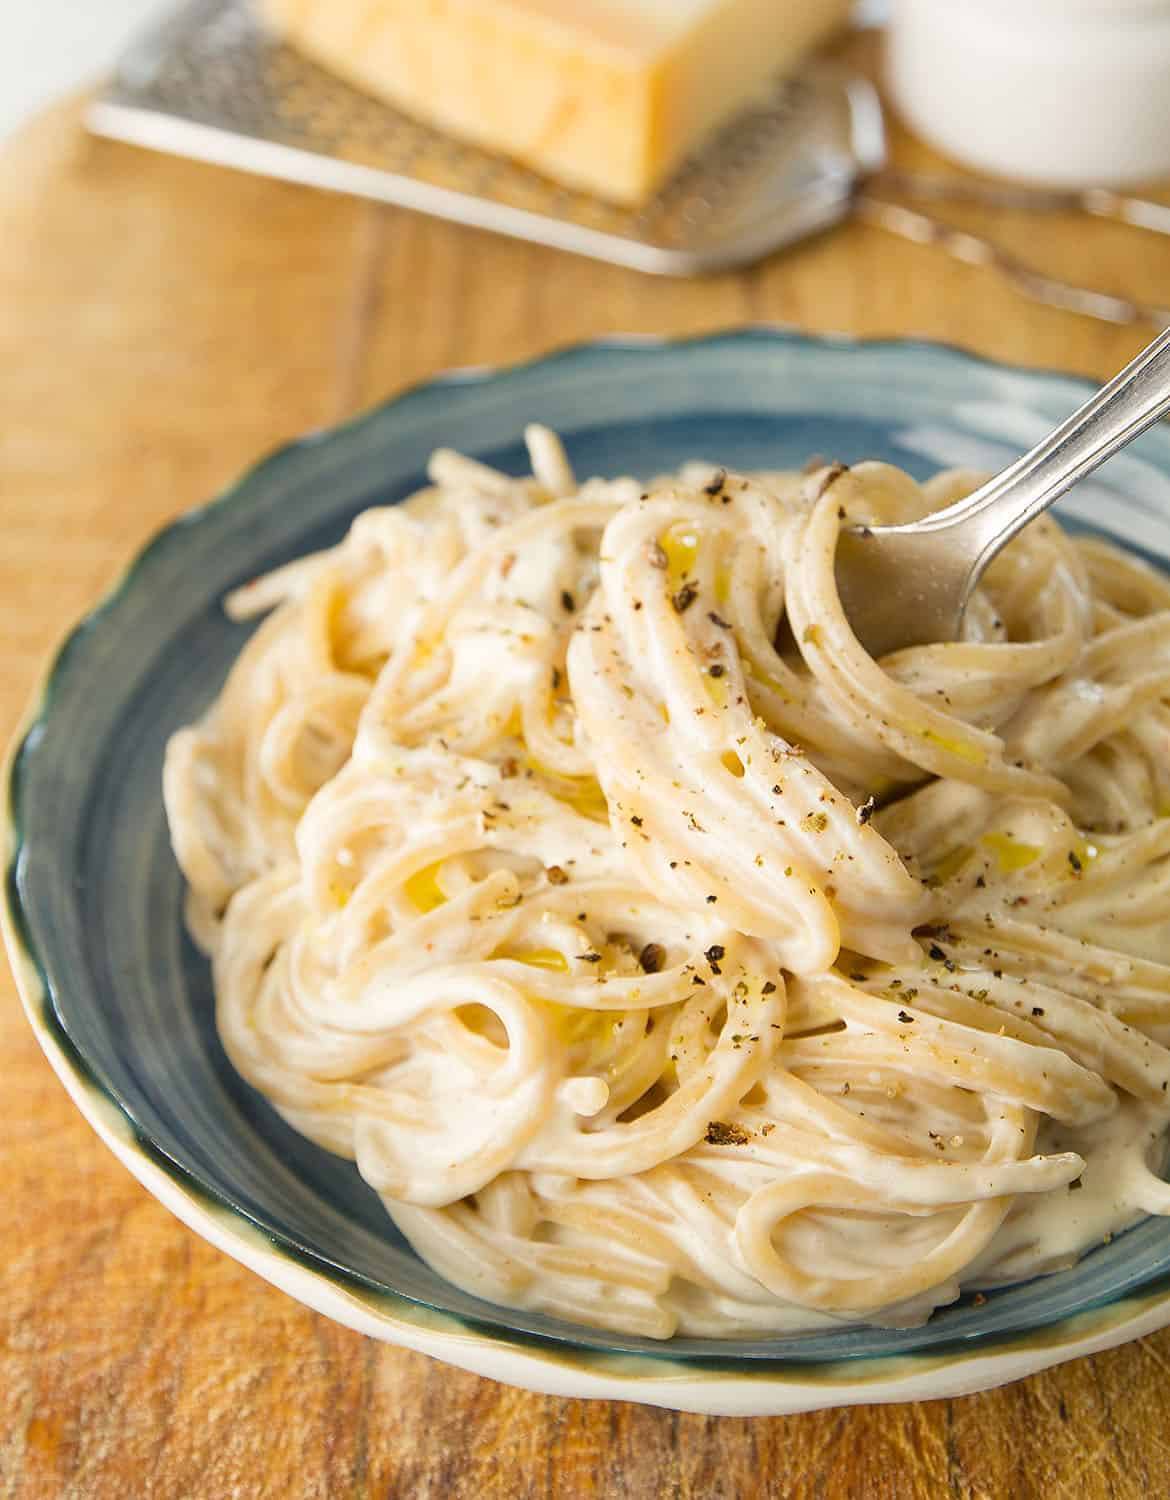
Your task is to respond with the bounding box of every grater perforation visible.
[89,0,885,276]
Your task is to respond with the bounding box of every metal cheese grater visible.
[89,0,1170,320]
[87,0,885,276]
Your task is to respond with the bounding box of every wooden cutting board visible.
[5,41,1170,1499]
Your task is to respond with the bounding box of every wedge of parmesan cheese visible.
[258,0,851,205]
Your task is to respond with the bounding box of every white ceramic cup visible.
[886,0,1170,187]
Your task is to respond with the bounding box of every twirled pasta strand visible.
[163,430,1170,1337]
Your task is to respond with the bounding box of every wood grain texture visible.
[4,36,1170,1497]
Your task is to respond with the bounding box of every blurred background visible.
[4,0,160,138]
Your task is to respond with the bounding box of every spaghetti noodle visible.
[164,429,1170,1336]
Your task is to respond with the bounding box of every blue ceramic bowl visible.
[8,330,1170,1415]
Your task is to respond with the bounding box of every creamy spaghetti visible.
[164,429,1170,1337]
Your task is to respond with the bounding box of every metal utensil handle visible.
[856,196,1170,328]
[915,326,1170,587]
[875,170,1170,239]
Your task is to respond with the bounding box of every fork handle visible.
[918,326,1170,593]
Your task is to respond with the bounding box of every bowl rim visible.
[7,325,1170,1415]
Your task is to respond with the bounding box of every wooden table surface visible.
[5,40,1170,1499]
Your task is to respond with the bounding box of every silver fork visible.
[834,327,1170,658]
